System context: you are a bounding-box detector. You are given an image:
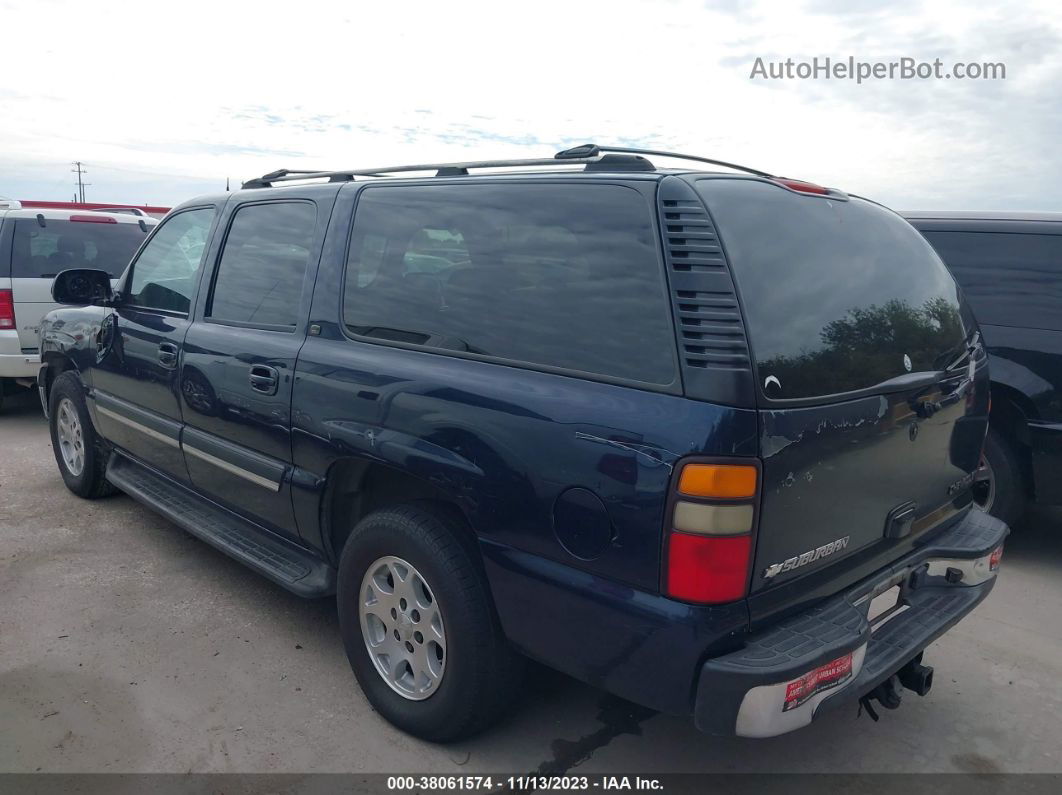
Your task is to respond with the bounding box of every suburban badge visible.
[763,536,851,578]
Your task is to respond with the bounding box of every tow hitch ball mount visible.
[859,653,935,721]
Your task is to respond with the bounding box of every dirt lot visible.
[2,387,1061,774]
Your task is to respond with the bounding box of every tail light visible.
[69,214,117,224]
[0,289,14,329]
[989,545,1003,571]
[664,461,759,604]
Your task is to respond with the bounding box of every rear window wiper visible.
[346,325,489,355]
[942,330,982,372]
[934,330,982,372]
[867,370,948,393]
[876,333,983,417]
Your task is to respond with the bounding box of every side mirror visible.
[52,269,115,306]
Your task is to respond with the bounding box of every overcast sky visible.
[1,0,1059,211]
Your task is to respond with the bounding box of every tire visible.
[973,427,1026,527]
[337,503,523,742]
[48,371,116,499]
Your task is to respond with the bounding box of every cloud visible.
[0,0,1059,210]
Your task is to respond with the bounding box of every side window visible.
[126,208,214,313]
[403,228,470,274]
[208,202,316,328]
[352,232,387,288]
[922,231,1062,330]
[343,184,677,385]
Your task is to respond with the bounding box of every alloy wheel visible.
[55,398,85,476]
[359,555,446,700]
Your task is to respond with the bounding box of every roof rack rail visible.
[90,206,150,217]
[242,144,774,189]
[242,155,602,189]
[562,145,774,178]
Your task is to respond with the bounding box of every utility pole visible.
[71,161,89,203]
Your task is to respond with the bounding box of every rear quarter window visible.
[342,183,678,386]
[918,231,1062,331]
[10,218,151,278]
[696,178,971,400]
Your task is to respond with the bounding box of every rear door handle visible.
[158,342,179,369]
[249,364,279,395]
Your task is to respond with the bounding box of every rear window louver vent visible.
[658,177,755,407]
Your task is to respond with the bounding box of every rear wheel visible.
[48,371,116,499]
[972,427,1026,527]
[336,503,522,742]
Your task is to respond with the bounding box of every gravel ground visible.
[2,387,1060,774]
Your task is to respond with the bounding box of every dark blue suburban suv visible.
[37,145,1007,741]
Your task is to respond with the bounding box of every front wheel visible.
[337,503,523,742]
[48,371,116,499]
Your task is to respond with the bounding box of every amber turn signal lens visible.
[678,464,757,499]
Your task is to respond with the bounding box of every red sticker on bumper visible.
[783,653,854,712]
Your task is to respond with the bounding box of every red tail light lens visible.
[663,459,759,604]
[773,177,830,195]
[666,533,752,603]
[989,545,1003,571]
[0,289,14,329]
[69,214,117,223]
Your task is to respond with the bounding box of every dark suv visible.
[906,212,1062,525]
[38,145,1006,741]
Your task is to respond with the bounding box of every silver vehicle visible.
[0,201,155,408]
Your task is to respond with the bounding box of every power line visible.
[71,161,91,202]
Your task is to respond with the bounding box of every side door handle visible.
[158,342,179,369]
[249,364,280,395]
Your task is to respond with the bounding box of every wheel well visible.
[40,355,78,403]
[989,382,1035,448]
[324,460,475,562]
[989,381,1035,492]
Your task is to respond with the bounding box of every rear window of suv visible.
[343,183,677,386]
[695,178,969,400]
[10,218,151,278]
